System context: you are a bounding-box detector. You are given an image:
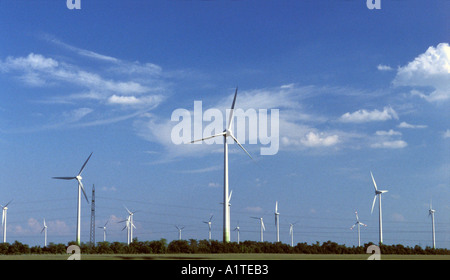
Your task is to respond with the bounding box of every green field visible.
[1,253,450,260]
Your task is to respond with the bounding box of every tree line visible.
[0,239,449,255]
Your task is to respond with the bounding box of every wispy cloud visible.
[393,42,450,102]
[377,64,393,71]
[397,121,427,129]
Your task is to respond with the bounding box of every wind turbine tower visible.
[191,88,252,243]
[429,201,436,249]
[52,152,92,245]
[41,219,48,247]
[350,211,367,247]
[251,217,265,242]
[203,215,213,241]
[370,171,388,245]
[234,222,240,244]
[175,225,184,240]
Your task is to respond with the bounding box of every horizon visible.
[0,0,449,249]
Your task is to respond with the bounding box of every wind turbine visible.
[98,219,109,242]
[274,201,280,242]
[429,200,436,249]
[120,216,131,245]
[350,211,367,247]
[233,221,240,244]
[52,152,92,245]
[124,206,137,243]
[40,218,48,247]
[190,88,252,243]
[289,222,297,247]
[251,217,265,242]
[1,200,12,243]
[370,171,388,245]
[203,214,213,241]
[175,225,184,240]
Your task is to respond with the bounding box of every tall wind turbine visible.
[289,222,297,247]
[251,217,265,242]
[52,152,92,245]
[41,219,48,247]
[233,221,240,244]
[1,200,12,243]
[175,225,184,240]
[274,201,280,242]
[203,214,213,241]
[98,219,109,242]
[190,88,252,243]
[350,211,367,247]
[370,171,388,245]
[429,200,436,249]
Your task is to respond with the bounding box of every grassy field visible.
[1,253,450,260]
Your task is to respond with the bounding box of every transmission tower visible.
[89,184,95,246]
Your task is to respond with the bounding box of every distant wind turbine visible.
[191,88,252,243]
[251,217,265,242]
[429,200,436,249]
[233,221,240,244]
[274,201,280,242]
[124,206,137,243]
[175,225,184,240]
[370,171,388,245]
[350,211,367,247]
[120,216,131,245]
[52,152,92,245]
[41,218,48,247]
[203,214,213,241]
[98,219,109,242]
[1,200,12,243]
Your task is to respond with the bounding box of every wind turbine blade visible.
[4,200,12,208]
[261,219,265,231]
[228,190,233,202]
[227,87,238,130]
[350,224,356,230]
[52,177,76,180]
[190,132,226,143]
[230,134,252,159]
[371,195,377,214]
[78,152,93,176]
[275,201,278,213]
[251,217,260,220]
[124,206,132,215]
[370,171,378,191]
[79,181,90,204]
[209,214,213,222]
[41,227,45,234]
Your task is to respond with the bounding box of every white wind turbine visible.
[124,206,137,243]
[98,219,109,242]
[251,217,265,242]
[120,216,131,245]
[203,214,213,241]
[274,201,280,242]
[52,152,92,245]
[41,218,48,247]
[175,225,184,240]
[233,221,240,244]
[429,200,436,249]
[350,211,367,247]
[190,88,252,243]
[1,200,12,243]
[370,171,388,245]
[289,222,297,247]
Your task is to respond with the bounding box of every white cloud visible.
[371,140,407,149]
[443,129,450,139]
[300,132,340,147]
[393,43,450,102]
[339,106,398,123]
[377,64,393,71]
[397,121,427,129]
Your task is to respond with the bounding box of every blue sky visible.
[0,0,449,248]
